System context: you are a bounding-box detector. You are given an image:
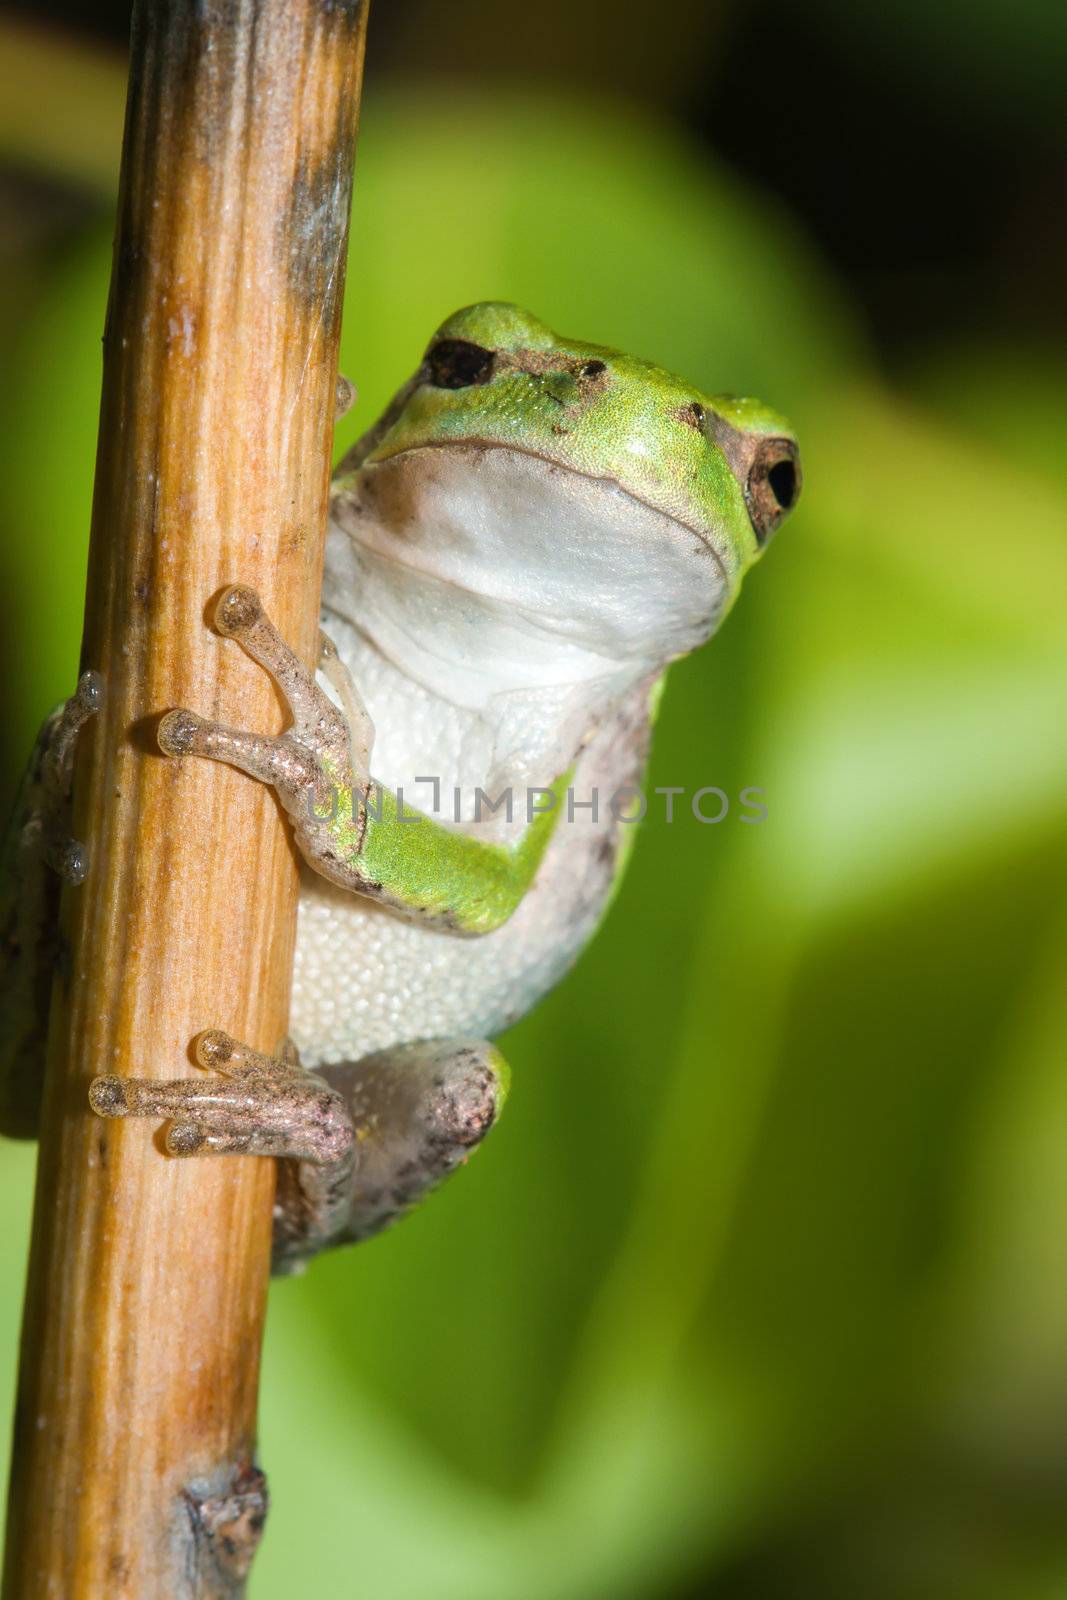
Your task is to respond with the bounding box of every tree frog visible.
[0,303,800,1271]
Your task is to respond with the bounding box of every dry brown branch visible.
[2,3,368,1594]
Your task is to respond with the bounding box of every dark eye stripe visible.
[427,339,495,389]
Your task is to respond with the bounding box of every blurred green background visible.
[1,3,1066,1595]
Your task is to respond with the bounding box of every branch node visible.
[182,1461,270,1594]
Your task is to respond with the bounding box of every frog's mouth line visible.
[355,438,734,589]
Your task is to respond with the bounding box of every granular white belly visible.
[290,795,609,1065]
[289,683,650,1067]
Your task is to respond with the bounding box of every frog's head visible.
[336,303,801,672]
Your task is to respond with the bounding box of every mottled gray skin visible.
[1,646,508,1273]
[0,672,101,1137]
[274,1039,501,1274]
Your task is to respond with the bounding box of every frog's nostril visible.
[768,456,798,510]
[672,401,706,432]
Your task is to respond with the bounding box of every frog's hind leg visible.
[89,1027,355,1163]
[0,672,103,1137]
[89,1029,358,1269]
[89,1030,506,1273]
[297,1037,507,1264]
[270,1037,506,1271]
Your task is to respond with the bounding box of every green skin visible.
[343,302,789,590]
[328,768,572,935]
[315,302,799,931]
[1,303,800,1265]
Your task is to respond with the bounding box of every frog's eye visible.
[579,360,607,379]
[746,439,802,545]
[426,339,495,389]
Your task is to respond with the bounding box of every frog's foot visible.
[157,585,373,832]
[272,1037,508,1271]
[27,670,104,885]
[88,1029,355,1168]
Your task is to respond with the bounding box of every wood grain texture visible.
[2,3,368,1595]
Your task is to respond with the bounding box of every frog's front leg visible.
[158,585,562,935]
[158,583,391,914]
[0,671,102,1137]
[157,582,372,844]
[89,1032,506,1272]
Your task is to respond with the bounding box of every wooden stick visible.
[2,4,367,1595]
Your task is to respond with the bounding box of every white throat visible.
[324,443,726,799]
